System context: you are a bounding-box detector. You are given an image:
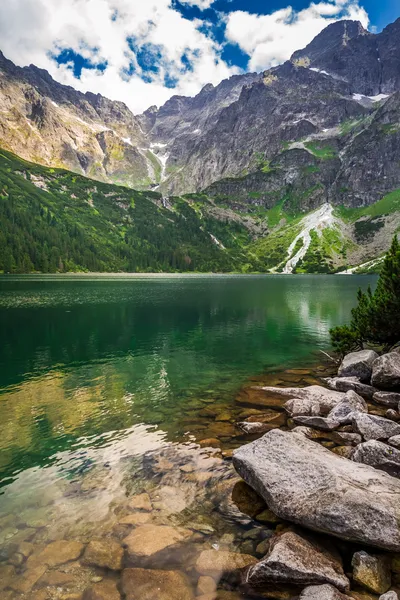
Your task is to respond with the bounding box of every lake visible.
[0,274,376,598]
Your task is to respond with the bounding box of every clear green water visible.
[0,274,377,599]
[0,274,375,489]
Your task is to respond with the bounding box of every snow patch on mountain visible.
[282,203,336,274]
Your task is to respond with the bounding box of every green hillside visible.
[0,149,258,274]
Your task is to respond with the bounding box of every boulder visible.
[372,354,400,390]
[245,531,349,592]
[260,386,344,417]
[379,593,399,600]
[338,350,378,382]
[374,391,400,408]
[352,551,391,594]
[352,440,400,477]
[388,435,400,449]
[233,429,400,551]
[352,413,400,441]
[299,584,352,599]
[123,525,192,558]
[293,416,340,431]
[83,539,124,571]
[327,391,368,425]
[195,550,257,576]
[325,377,376,401]
[121,568,194,600]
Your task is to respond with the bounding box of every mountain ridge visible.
[1,17,400,274]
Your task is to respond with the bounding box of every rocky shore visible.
[2,351,400,599]
[233,348,400,600]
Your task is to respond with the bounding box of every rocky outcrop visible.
[245,531,349,592]
[352,440,400,477]
[257,386,344,416]
[327,390,368,424]
[338,350,378,382]
[352,413,400,441]
[372,354,400,390]
[352,551,391,594]
[233,429,400,550]
[325,377,376,401]
[299,584,352,600]
[374,391,400,408]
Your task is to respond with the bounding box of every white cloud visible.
[0,0,370,114]
[0,0,235,113]
[225,0,370,72]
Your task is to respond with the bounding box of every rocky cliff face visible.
[0,51,151,188]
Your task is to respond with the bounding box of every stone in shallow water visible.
[233,429,400,551]
[123,524,192,558]
[231,480,266,518]
[83,539,124,571]
[10,564,47,593]
[245,531,349,592]
[195,549,257,576]
[197,575,217,595]
[266,386,344,416]
[299,584,353,599]
[237,421,278,434]
[352,413,400,441]
[338,350,378,382]
[83,579,121,600]
[199,438,221,448]
[118,512,150,526]
[0,564,15,591]
[122,567,194,600]
[372,353,400,390]
[28,540,84,567]
[127,493,152,512]
[352,551,391,594]
[352,440,400,478]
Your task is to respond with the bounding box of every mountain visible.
[1,18,400,274]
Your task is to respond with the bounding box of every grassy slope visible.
[0,149,258,274]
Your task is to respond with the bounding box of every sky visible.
[0,0,398,114]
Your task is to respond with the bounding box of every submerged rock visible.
[233,429,400,550]
[231,481,266,518]
[352,413,400,441]
[299,584,353,599]
[83,580,121,600]
[352,551,391,594]
[122,568,194,600]
[327,390,368,425]
[372,354,400,390]
[338,350,378,382]
[196,549,257,576]
[123,524,192,558]
[244,531,349,592]
[27,539,84,567]
[352,440,400,477]
[83,539,123,571]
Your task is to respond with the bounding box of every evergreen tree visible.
[330,236,400,354]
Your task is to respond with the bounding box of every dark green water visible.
[0,274,378,599]
[0,273,375,489]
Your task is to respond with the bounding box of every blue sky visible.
[0,0,397,112]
